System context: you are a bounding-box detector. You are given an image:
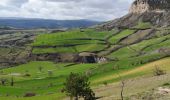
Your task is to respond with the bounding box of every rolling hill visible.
[0,18,100,29]
[0,0,170,100]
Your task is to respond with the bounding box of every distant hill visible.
[0,18,100,29]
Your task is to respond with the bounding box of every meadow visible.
[0,26,170,100]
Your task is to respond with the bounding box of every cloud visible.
[0,0,28,7]
[0,0,134,21]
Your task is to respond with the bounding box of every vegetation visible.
[153,65,166,76]
[109,29,135,44]
[134,21,152,29]
[0,24,170,100]
[63,73,95,100]
[31,29,113,54]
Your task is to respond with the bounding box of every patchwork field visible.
[0,57,170,100]
[0,21,170,100]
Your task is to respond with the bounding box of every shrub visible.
[0,78,8,86]
[23,73,31,77]
[153,66,166,76]
[24,92,36,97]
[163,83,170,86]
[103,82,108,86]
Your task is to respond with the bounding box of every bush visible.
[24,92,36,97]
[163,83,170,86]
[153,66,166,76]
[23,73,31,77]
[103,82,108,86]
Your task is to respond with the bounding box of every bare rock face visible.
[129,0,170,14]
[97,0,170,30]
[0,32,35,67]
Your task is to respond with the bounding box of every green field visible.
[0,26,170,100]
[109,29,136,44]
[32,29,113,54]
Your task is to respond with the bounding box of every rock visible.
[97,0,170,30]
[158,87,170,95]
[129,0,170,14]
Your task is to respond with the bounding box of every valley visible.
[0,0,170,100]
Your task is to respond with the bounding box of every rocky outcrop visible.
[97,0,170,30]
[129,0,170,14]
[0,32,35,67]
[31,52,108,63]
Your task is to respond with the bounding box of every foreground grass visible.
[0,93,65,100]
[92,57,170,85]
[0,27,170,99]
[0,57,170,100]
[0,61,99,96]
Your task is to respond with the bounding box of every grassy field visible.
[32,29,113,54]
[32,29,111,46]
[108,29,136,44]
[0,57,169,100]
[0,61,100,96]
[0,26,170,100]
[94,57,170,100]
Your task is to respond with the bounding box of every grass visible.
[0,57,170,100]
[75,44,106,52]
[91,57,170,85]
[0,53,168,99]
[32,28,112,54]
[134,21,152,29]
[0,93,65,100]
[32,43,106,54]
[0,25,170,100]
[32,29,111,47]
[0,61,100,97]
[144,39,170,52]
[1,61,99,80]
[107,34,170,59]
[109,29,135,44]
[32,47,77,54]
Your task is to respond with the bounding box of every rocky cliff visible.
[129,0,170,13]
[97,0,170,30]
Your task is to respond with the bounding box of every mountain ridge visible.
[0,18,100,29]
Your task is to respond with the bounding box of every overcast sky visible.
[0,0,134,21]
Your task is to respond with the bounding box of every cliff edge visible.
[98,0,170,30]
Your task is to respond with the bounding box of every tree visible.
[0,78,7,86]
[38,66,43,72]
[120,80,125,100]
[63,73,95,100]
[117,74,125,100]
[10,77,14,86]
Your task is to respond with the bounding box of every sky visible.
[0,0,134,21]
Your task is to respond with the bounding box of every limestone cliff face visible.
[97,0,170,30]
[129,0,170,13]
